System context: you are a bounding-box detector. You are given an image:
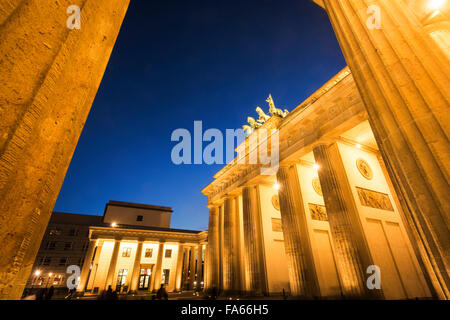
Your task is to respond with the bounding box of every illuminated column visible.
[313,144,378,299]
[222,197,237,293]
[182,247,189,290]
[197,244,204,287]
[233,196,243,293]
[218,205,224,291]
[322,0,450,298]
[276,165,320,297]
[242,185,267,295]
[77,239,97,292]
[87,240,104,290]
[104,239,122,290]
[0,0,130,300]
[189,246,197,289]
[152,242,165,291]
[205,206,219,290]
[129,240,144,293]
[175,243,185,291]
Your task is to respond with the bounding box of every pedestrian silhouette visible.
[46,286,54,300]
[36,288,46,300]
[103,285,117,300]
[156,284,168,300]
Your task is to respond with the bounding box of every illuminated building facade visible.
[77,201,207,295]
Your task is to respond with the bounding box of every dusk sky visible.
[54,0,346,231]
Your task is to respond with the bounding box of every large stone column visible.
[104,239,122,290]
[218,205,225,292]
[189,246,197,289]
[129,240,144,293]
[181,246,190,290]
[86,240,104,291]
[276,165,320,297]
[77,239,97,293]
[322,0,450,299]
[313,144,378,299]
[222,197,237,293]
[152,242,165,291]
[175,244,185,291]
[197,244,204,287]
[242,185,267,295]
[206,206,220,291]
[0,0,130,299]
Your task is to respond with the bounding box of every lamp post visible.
[29,270,41,296]
[32,270,41,290]
[46,272,53,288]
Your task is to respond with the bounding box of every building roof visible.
[106,200,173,212]
[50,212,103,226]
[97,223,203,234]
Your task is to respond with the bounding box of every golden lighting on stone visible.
[273,183,280,190]
[111,222,117,227]
[429,0,446,11]
[313,164,320,170]
[356,143,362,149]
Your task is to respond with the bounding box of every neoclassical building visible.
[0,0,448,300]
[77,201,207,295]
[203,66,436,299]
[200,0,449,300]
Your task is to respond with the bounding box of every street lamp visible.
[46,272,53,288]
[31,270,41,291]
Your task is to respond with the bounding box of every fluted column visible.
[242,185,267,295]
[105,239,122,290]
[87,240,104,291]
[129,240,144,292]
[206,206,220,290]
[181,247,189,290]
[218,205,224,291]
[197,244,204,287]
[223,197,237,293]
[175,243,185,291]
[77,239,97,293]
[322,0,450,298]
[152,242,165,291]
[0,0,130,300]
[276,165,320,297]
[189,246,197,289]
[313,144,378,299]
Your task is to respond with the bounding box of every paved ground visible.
[65,290,289,300]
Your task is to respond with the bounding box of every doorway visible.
[138,268,152,290]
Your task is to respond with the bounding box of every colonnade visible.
[78,237,205,294]
[205,139,432,299]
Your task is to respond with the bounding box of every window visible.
[116,269,128,291]
[58,258,67,266]
[69,228,79,236]
[162,269,170,285]
[165,249,172,258]
[45,241,56,250]
[40,257,51,266]
[64,242,73,251]
[48,229,61,236]
[53,275,62,285]
[271,218,283,232]
[136,215,143,222]
[145,248,153,258]
[122,247,131,257]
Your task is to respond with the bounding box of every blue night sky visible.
[54,0,346,231]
